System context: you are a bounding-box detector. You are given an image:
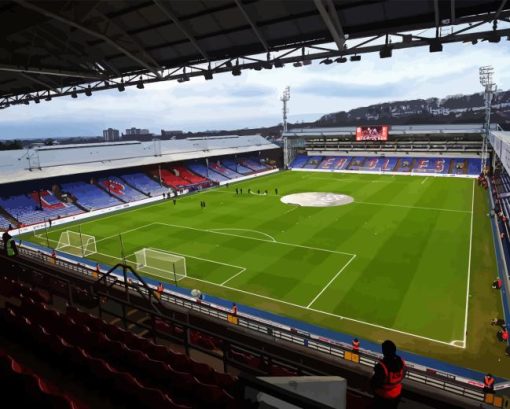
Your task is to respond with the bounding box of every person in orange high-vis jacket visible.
[371,340,406,409]
[352,338,360,353]
[484,373,495,394]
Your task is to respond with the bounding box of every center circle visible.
[280,192,354,208]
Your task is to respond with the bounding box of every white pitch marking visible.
[306,254,357,308]
[208,228,276,242]
[461,179,475,349]
[421,177,429,184]
[96,222,156,244]
[282,206,299,215]
[183,275,463,348]
[354,200,470,214]
[155,222,355,256]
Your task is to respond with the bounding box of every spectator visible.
[352,338,360,353]
[371,340,406,409]
[231,303,238,315]
[492,278,503,289]
[491,317,505,326]
[499,327,509,342]
[2,229,11,254]
[5,236,18,257]
[483,373,495,394]
[156,282,164,295]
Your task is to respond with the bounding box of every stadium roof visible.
[1,0,510,107]
[0,134,278,184]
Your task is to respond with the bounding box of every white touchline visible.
[184,275,462,348]
[462,179,475,348]
[155,222,356,256]
[354,200,470,214]
[306,254,357,308]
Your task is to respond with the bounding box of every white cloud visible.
[1,39,510,139]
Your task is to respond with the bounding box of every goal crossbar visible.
[134,248,187,282]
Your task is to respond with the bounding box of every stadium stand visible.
[170,166,210,186]
[150,169,190,190]
[290,155,481,175]
[221,159,253,175]
[0,193,81,226]
[187,163,229,183]
[119,172,168,197]
[240,158,270,172]
[60,182,121,211]
[209,162,242,179]
[0,213,12,229]
[302,156,322,169]
[98,176,147,202]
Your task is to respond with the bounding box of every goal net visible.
[134,248,187,282]
[411,168,442,175]
[56,230,97,257]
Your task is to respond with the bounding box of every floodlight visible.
[429,39,443,53]
[85,85,92,96]
[379,47,392,58]
[350,55,361,61]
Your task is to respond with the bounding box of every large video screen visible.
[356,125,389,141]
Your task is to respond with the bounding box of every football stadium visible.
[1,1,510,409]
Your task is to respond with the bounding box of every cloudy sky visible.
[1,38,510,139]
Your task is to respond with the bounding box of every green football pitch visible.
[25,171,508,376]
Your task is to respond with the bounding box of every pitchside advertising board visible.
[355,125,389,141]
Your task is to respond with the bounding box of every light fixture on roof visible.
[117,80,125,92]
[429,39,443,52]
[320,58,333,65]
[350,55,361,61]
[379,46,392,58]
[71,87,77,98]
[45,95,51,101]
[23,99,29,105]
[85,85,92,96]
[34,97,40,104]
[274,60,284,68]
[232,59,241,75]
[177,75,190,83]
[335,56,347,63]
[293,61,302,67]
[204,70,213,80]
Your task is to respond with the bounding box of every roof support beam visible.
[450,0,456,24]
[433,0,440,35]
[234,0,269,52]
[153,0,209,61]
[18,73,62,95]
[494,0,509,21]
[14,0,162,77]
[0,64,102,79]
[313,0,346,51]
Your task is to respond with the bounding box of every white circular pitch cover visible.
[280,192,354,208]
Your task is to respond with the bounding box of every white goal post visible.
[134,248,187,282]
[56,230,97,257]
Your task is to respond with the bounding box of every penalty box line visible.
[185,274,464,349]
[154,222,356,257]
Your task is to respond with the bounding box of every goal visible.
[357,166,383,173]
[134,248,187,282]
[56,230,97,257]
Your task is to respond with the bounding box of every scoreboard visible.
[355,125,389,141]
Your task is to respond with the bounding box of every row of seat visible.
[68,306,237,392]
[0,349,86,409]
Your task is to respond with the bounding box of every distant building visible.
[125,127,150,136]
[161,129,184,139]
[103,128,120,142]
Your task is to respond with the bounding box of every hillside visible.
[315,90,510,128]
